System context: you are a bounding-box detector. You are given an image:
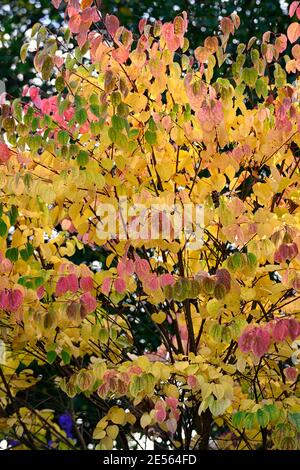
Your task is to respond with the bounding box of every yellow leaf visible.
[106,425,119,439]
[151,311,166,324]
[108,407,126,425]
[140,413,151,429]
[93,428,106,440]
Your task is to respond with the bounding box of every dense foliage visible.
[0,0,292,95]
[0,0,300,450]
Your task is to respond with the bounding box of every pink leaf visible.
[156,407,167,423]
[135,256,150,278]
[160,273,175,287]
[80,276,93,292]
[145,274,160,291]
[114,277,126,294]
[275,34,287,53]
[220,17,234,36]
[69,14,82,34]
[112,46,130,64]
[8,289,24,312]
[101,277,112,296]
[0,143,11,164]
[166,397,178,409]
[105,14,120,37]
[80,292,97,313]
[37,286,45,299]
[289,1,300,17]
[51,0,62,8]
[284,366,298,381]
[287,318,300,341]
[0,290,9,309]
[187,374,198,389]
[271,319,289,342]
[138,18,147,34]
[251,328,271,357]
[77,31,88,49]
[117,259,135,277]
[166,418,177,434]
[55,277,68,296]
[81,6,99,23]
[0,256,12,273]
[215,269,231,291]
[238,326,256,353]
[287,22,300,43]
[66,273,79,293]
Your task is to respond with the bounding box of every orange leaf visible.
[287,22,300,43]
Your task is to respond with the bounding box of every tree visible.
[0,0,300,450]
[0,0,292,95]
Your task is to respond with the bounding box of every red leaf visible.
[271,319,289,342]
[114,277,126,294]
[251,328,271,357]
[55,277,68,296]
[80,292,97,313]
[80,276,93,292]
[112,46,130,64]
[105,14,120,37]
[0,142,11,164]
[66,273,79,293]
[69,14,81,34]
[284,366,298,381]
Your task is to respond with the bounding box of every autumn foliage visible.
[0,0,300,450]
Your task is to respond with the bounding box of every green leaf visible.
[90,104,101,118]
[20,43,29,63]
[232,411,245,429]
[77,150,89,166]
[108,127,117,143]
[263,404,280,422]
[6,247,19,262]
[20,243,34,261]
[111,114,124,131]
[47,351,57,364]
[0,219,7,237]
[242,67,258,88]
[55,76,65,92]
[255,78,268,98]
[145,130,157,145]
[256,408,269,428]
[61,350,71,365]
[244,412,255,430]
[8,205,18,226]
[75,108,88,125]
[288,412,300,431]
[41,56,53,81]
[58,130,70,146]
